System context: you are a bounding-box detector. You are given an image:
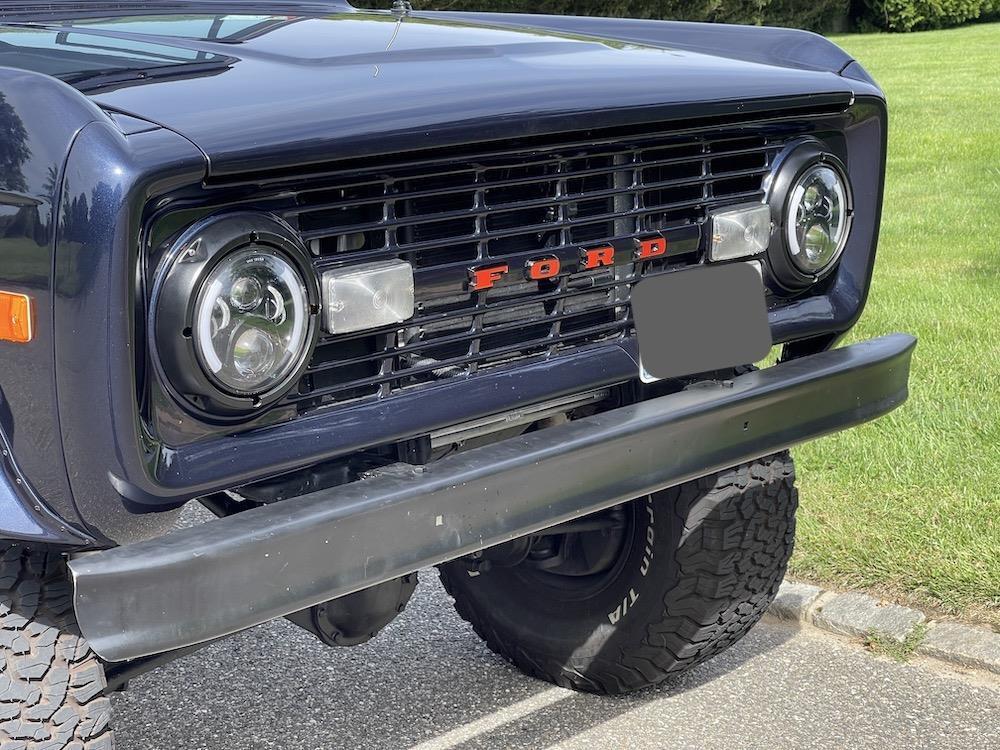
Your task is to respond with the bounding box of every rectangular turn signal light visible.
[708,203,771,262]
[321,260,414,335]
[0,292,32,343]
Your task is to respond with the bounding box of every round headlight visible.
[766,143,853,291]
[786,164,849,275]
[152,213,318,417]
[194,248,309,395]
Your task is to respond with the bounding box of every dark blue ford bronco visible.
[0,2,914,747]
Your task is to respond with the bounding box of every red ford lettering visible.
[635,237,667,260]
[469,264,509,291]
[470,234,673,290]
[581,245,615,270]
[525,256,561,280]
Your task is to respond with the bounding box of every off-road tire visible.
[439,452,797,694]
[0,545,114,749]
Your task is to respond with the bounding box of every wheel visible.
[0,545,114,749]
[438,452,797,694]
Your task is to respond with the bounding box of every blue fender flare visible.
[0,412,92,546]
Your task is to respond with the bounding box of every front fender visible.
[0,67,111,546]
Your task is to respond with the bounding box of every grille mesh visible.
[271,122,803,412]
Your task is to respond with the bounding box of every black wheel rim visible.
[511,501,640,601]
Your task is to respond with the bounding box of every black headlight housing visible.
[766,140,854,291]
[149,212,319,418]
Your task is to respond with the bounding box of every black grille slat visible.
[296,147,773,243]
[308,187,765,265]
[291,142,763,194]
[287,318,632,405]
[197,112,846,414]
[305,301,627,375]
[306,275,629,346]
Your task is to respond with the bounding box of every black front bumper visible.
[70,334,915,662]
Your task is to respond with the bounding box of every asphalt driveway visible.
[112,572,999,750]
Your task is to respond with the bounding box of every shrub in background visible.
[365,0,998,32]
[367,1,849,32]
[853,0,999,30]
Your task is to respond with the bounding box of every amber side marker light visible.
[0,292,32,343]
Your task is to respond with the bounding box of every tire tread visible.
[0,546,113,750]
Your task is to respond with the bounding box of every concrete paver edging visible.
[768,579,1000,676]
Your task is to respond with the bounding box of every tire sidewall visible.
[442,495,681,660]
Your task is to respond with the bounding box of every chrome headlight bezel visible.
[150,212,319,418]
[765,141,854,290]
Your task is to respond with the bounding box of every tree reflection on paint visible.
[0,92,30,194]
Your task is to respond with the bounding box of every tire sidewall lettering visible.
[608,497,656,625]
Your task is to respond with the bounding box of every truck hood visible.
[7,8,857,177]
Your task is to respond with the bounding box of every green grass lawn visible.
[787,23,1000,625]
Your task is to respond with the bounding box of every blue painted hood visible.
[6,9,857,175]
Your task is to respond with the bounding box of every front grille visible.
[253,116,821,413]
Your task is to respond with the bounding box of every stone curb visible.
[768,579,1000,675]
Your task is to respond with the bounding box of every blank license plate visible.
[632,263,772,381]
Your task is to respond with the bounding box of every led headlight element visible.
[786,164,849,274]
[194,248,310,395]
[321,260,414,334]
[765,143,853,290]
[708,203,771,262]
